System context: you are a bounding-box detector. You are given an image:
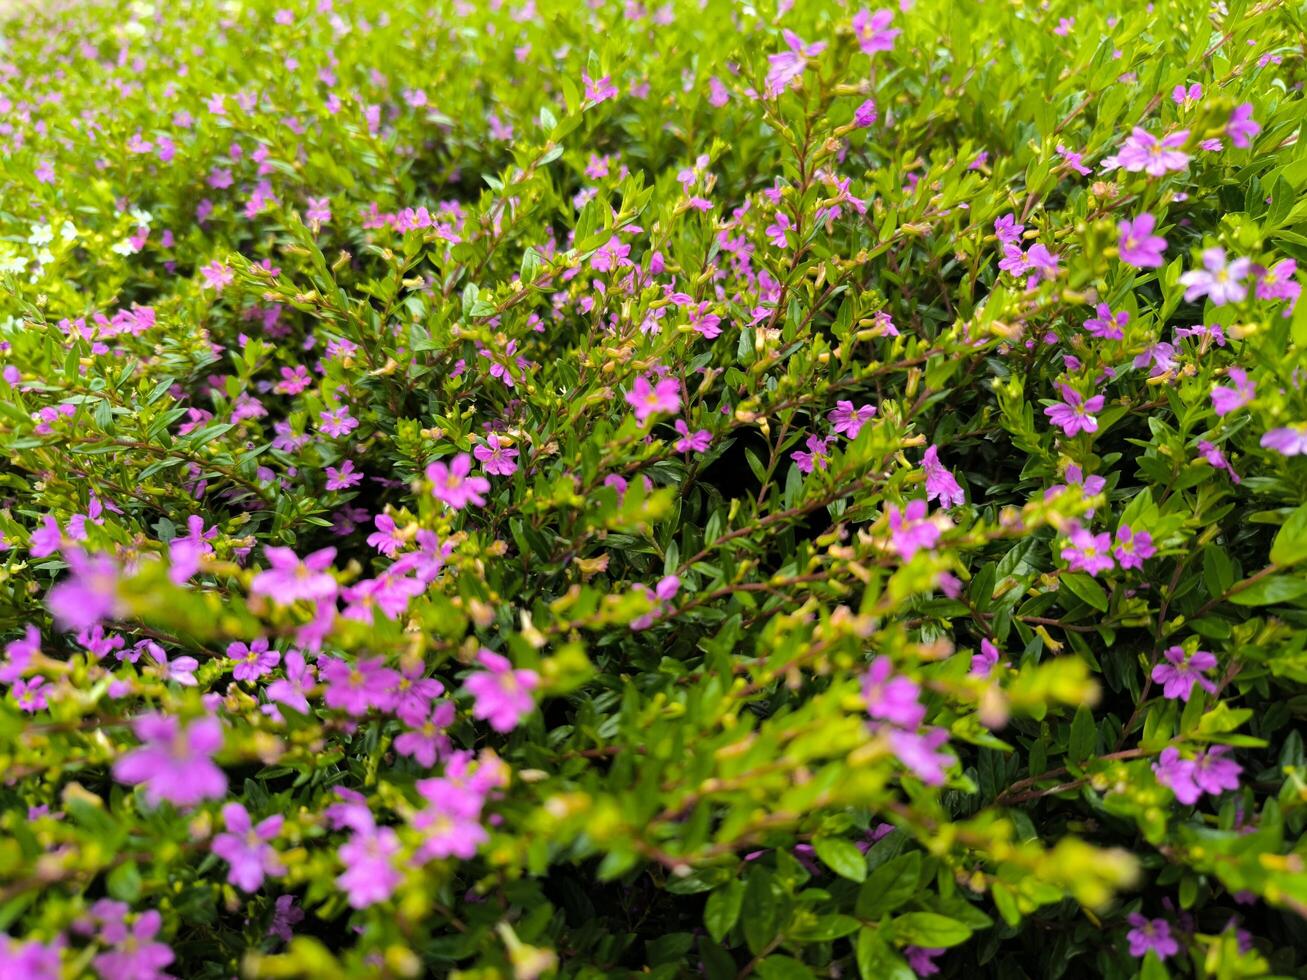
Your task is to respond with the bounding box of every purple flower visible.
[229,637,280,682]
[1112,524,1155,570]
[828,400,877,439]
[1126,913,1180,960]
[92,910,174,980]
[29,516,62,558]
[853,99,878,127]
[971,638,1000,677]
[581,71,618,104]
[394,701,456,767]
[113,714,227,807]
[268,895,303,943]
[1151,646,1218,702]
[888,727,952,785]
[251,546,338,603]
[473,433,519,476]
[1260,425,1307,456]
[427,453,491,510]
[1084,303,1128,339]
[1172,83,1202,106]
[337,824,402,908]
[922,445,964,507]
[766,30,826,98]
[863,656,926,729]
[851,8,900,55]
[673,420,712,453]
[1180,248,1252,305]
[464,649,539,732]
[266,649,315,715]
[1114,127,1190,176]
[1226,103,1261,149]
[200,260,234,292]
[0,934,61,978]
[625,374,681,423]
[318,407,359,437]
[1153,746,1240,804]
[888,499,942,559]
[1044,385,1104,437]
[1060,524,1114,576]
[792,434,832,474]
[1211,366,1255,416]
[211,802,284,892]
[1117,214,1167,268]
[325,459,363,490]
[1255,258,1300,314]
[1197,440,1240,483]
[321,656,399,716]
[905,946,943,976]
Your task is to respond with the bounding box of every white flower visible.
[111,238,140,256]
[129,208,153,226]
[60,221,79,241]
[27,224,54,247]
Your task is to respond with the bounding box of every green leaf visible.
[1270,504,1307,567]
[106,860,142,903]
[757,956,815,980]
[856,852,921,919]
[704,880,744,942]
[1228,575,1307,606]
[813,836,867,882]
[1068,704,1097,763]
[855,928,914,980]
[1061,572,1108,612]
[742,870,784,955]
[889,912,973,948]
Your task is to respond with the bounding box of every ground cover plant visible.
[0,0,1306,976]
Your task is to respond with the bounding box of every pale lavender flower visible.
[1226,103,1260,149]
[1260,425,1307,456]
[1117,214,1167,268]
[828,400,877,438]
[922,446,964,507]
[1211,366,1255,416]
[1180,248,1252,305]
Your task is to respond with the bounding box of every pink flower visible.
[427,453,491,509]
[1114,127,1190,176]
[905,947,944,975]
[47,550,123,631]
[1172,83,1202,106]
[582,71,618,104]
[251,546,338,603]
[1197,440,1240,483]
[473,433,519,476]
[337,824,402,908]
[1112,524,1155,570]
[464,649,539,732]
[318,407,359,437]
[1126,914,1179,960]
[394,701,456,766]
[1084,302,1128,339]
[113,714,227,807]
[268,895,303,942]
[853,99,878,127]
[200,260,235,292]
[1117,213,1167,268]
[211,802,284,891]
[1044,385,1104,437]
[325,459,363,490]
[791,434,832,474]
[92,910,174,980]
[1151,646,1217,702]
[673,419,712,453]
[29,516,62,558]
[366,514,407,556]
[1260,425,1307,456]
[1060,524,1114,576]
[321,656,399,716]
[1154,746,1241,804]
[851,9,900,54]
[828,400,877,438]
[1180,248,1252,305]
[625,374,681,423]
[266,650,315,715]
[1226,103,1260,149]
[887,499,942,559]
[305,196,332,230]
[0,934,61,977]
[922,445,964,507]
[888,727,952,785]
[1255,258,1299,314]
[228,637,280,681]
[1211,366,1254,416]
[766,30,826,98]
[971,638,1000,677]
[862,656,925,729]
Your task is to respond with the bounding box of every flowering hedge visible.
[1,0,1306,976]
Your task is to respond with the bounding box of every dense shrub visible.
[0,0,1305,976]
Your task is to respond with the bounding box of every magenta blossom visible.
[1126,914,1179,960]
[266,650,315,715]
[1260,425,1307,456]
[47,550,124,631]
[851,9,900,55]
[1151,646,1218,702]
[473,433,519,476]
[1117,213,1167,268]
[229,637,280,681]
[862,656,925,729]
[1112,524,1155,570]
[971,638,1000,677]
[1211,366,1255,416]
[321,656,399,716]
[1226,103,1260,149]
[113,714,227,807]
[211,802,284,892]
[581,71,618,104]
[887,499,942,559]
[673,419,712,453]
[1044,385,1104,437]
[766,30,826,98]
[337,824,402,908]
[1113,127,1190,176]
[1060,524,1114,576]
[251,546,338,603]
[828,400,877,438]
[922,445,964,507]
[1084,303,1128,340]
[905,946,943,976]
[625,374,681,423]
[464,649,539,733]
[792,434,832,474]
[427,453,491,509]
[1154,746,1241,804]
[92,910,174,980]
[888,727,952,785]
[1180,248,1252,305]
